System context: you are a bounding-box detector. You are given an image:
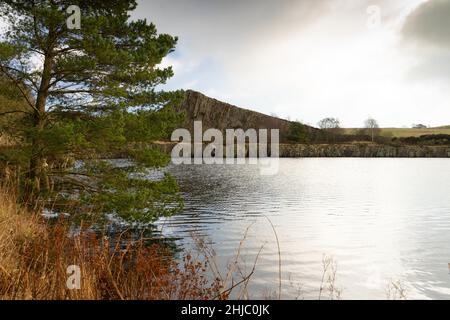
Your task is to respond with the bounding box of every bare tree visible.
[318,117,342,142]
[364,118,380,142]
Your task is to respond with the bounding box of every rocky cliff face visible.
[177,90,318,142]
[169,91,450,158]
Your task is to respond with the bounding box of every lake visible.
[156,158,450,299]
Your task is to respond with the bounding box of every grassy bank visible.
[0,188,224,300]
[343,127,450,138]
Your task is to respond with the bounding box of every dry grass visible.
[0,135,9,146]
[190,225,264,300]
[318,255,342,300]
[0,188,225,300]
[386,279,407,300]
[0,134,19,147]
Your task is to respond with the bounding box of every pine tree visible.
[0,0,184,223]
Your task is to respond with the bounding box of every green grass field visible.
[343,127,450,138]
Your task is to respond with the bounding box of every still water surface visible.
[156,159,450,299]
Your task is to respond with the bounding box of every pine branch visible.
[0,65,38,113]
[0,110,30,116]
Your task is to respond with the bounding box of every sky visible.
[1,1,448,128]
[133,0,450,128]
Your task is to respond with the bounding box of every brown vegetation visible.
[0,188,225,300]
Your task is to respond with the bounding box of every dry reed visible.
[0,188,224,300]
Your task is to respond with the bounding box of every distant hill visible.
[176,90,319,142]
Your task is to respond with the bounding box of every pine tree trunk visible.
[25,50,54,203]
[26,113,46,202]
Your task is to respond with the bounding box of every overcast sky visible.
[133,0,450,127]
[1,1,447,127]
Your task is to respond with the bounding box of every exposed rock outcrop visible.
[177,90,319,142]
[149,142,450,158]
[168,91,450,158]
[279,144,450,158]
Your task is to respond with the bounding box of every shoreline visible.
[148,142,450,159]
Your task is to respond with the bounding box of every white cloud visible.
[136,0,450,127]
[401,0,450,82]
